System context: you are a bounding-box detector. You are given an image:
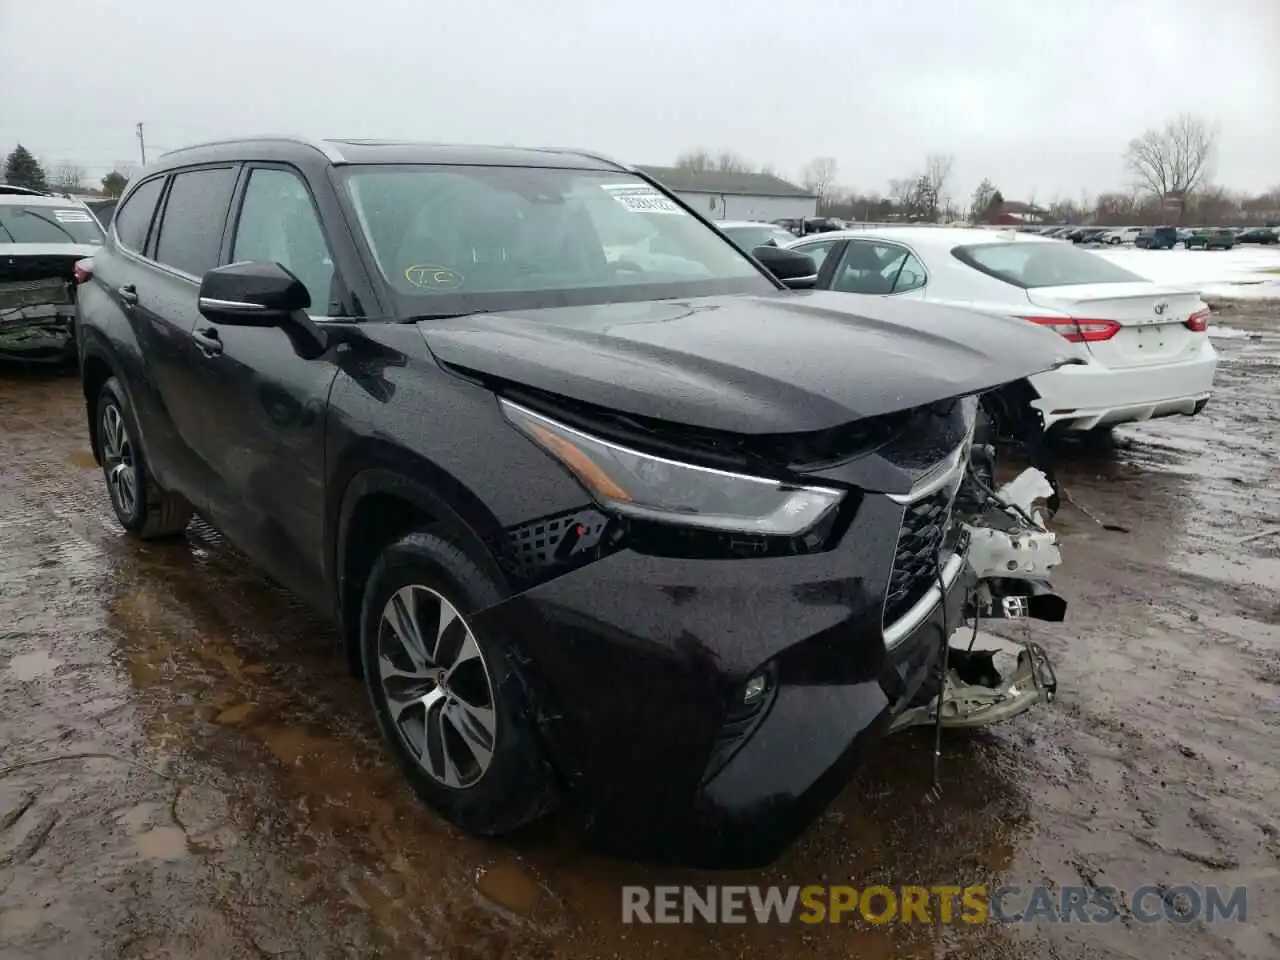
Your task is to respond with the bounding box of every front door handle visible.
[117,284,138,305]
[192,327,223,357]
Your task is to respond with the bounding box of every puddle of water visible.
[67,449,98,470]
[475,861,546,917]
[133,825,189,861]
[5,650,63,681]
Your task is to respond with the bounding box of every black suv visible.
[1135,226,1178,249]
[75,137,1066,866]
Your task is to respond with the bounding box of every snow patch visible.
[1091,245,1280,301]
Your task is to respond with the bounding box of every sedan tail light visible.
[1184,309,1211,332]
[1021,316,1121,343]
[72,258,94,285]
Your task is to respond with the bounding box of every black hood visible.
[417,291,1077,434]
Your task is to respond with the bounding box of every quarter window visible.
[113,178,164,252]
[231,168,337,316]
[153,167,238,277]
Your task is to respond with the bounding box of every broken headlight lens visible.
[501,399,845,536]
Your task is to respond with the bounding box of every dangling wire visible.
[927,545,950,801]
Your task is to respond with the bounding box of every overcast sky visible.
[2,0,1276,202]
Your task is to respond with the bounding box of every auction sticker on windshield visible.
[602,184,684,215]
[53,209,94,223]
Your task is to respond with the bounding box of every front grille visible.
[883,486,957,626]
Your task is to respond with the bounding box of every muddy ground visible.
[1,303,1277,960]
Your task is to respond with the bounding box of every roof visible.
[0,190,94,209]
[152,135,629,173]
[714,220,787,229]
[788,226,1059,250]
[636,165,816,199]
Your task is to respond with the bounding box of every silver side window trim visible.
[197,296,267,312]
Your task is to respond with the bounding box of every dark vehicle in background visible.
[75,136,1069,867]
[1069,227,1110,244]
[775,216,842,237]
[0,184,104,364]
[714,219,800,253]
[87,199,119,229]
[1135,226,1178,249]
[1184,227,1235,250]
[1236,226,1278,244]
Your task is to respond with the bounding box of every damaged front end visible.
[0,250,94,364]
[889,444,1065,735]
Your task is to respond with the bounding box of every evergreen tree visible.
[3,145,49,192]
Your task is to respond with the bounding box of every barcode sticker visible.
[601,184,684,215]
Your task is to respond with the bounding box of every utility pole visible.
[136,122,147,166]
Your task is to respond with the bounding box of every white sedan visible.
[786,227,1218,433]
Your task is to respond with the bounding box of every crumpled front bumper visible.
[891,467,1064,734]
[0,304,76,363]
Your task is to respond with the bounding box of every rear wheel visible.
[96,378,192,538]
[360,530,557,835]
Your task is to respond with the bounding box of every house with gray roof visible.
[636,166,818,223]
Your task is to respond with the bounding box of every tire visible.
[360,530,557,835]
[96,377,192,538]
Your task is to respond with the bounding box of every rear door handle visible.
[192,327,223,357]
[117,284,138,305]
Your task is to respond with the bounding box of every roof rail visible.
[158,135,345,164]
[533,147,630,171]
[0,184,50,197]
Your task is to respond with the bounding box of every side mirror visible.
[198,260,311,325]
[752,245,818,290]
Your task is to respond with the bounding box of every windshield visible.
[719,224,799,252]
[953,242,1146,288]
[340,165,773,316]
[0,203,105,245]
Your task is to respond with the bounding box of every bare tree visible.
[674,149,714,172]
[969,178,998,223]
[889,177,922,219]
[801,157,839,210]
[675,149,755,174]
[714,151,753,174]
[51,163,86,191]
[1125,113,1216,204]
[917,154,953,221]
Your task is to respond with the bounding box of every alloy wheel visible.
[377,585,497,788]
[100,403,138,517]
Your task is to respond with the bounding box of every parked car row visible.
[61,137,1075,868]
[1031,222,1278,249]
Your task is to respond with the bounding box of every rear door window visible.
[791,238,839,270]
[832,240,923,295]
[952,242,1145,289]
[153,166,239,277]
[113,178,165,252]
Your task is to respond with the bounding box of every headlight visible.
[500,399,844,536]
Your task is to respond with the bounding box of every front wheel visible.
[360,531,557,835]
[96,378,192,538]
